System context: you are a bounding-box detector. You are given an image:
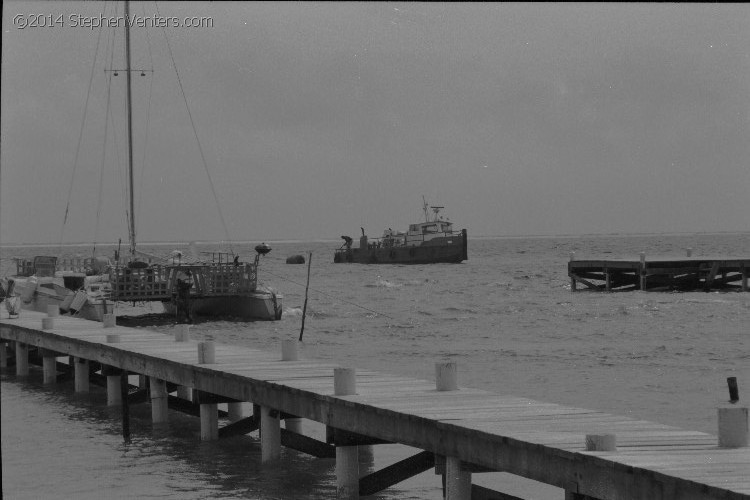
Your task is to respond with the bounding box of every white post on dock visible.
[436,362,458,391]
[198,341,215,364]
[74,357,89,393]
[585,434,617,451]
[40,349,57,384]
[260,406,281,462]
[46,304,59,317]
[15,341,29,377]
[150,378,169,424]
[42,317,55,330]
[333,367,358,499]
[686,247,693,257]
[445,456,471,500]
[718,406,748,448]
[103,313,116,328]
[281,337,299,361]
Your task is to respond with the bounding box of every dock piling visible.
[199,403,219,441]
[150,378,169,424]
[445,457,471,500]
[198,341,215,364]
[174,324,190,342]
[74,357,90,393]
[334,367,359,498]
[260,406,281,461]
[0,342,8,368]
[15,341,28,376]
[40,349,57,384]
[281,338,299,361]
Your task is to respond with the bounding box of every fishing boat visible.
[2,2,281,322]
[334,198,468,264]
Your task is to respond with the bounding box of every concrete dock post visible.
[260,406,281,462]
[639,252,647,290]
[0,342,8,368]
[586,434,617,451]
[46,304,59,317]
[15,341,29,376]
[42,317,55,330]
[334,367,358,499]
[150,378,169,424]
[102,313,116,328]
[74,357,90,393]
[107,373,122,406]
[198,341,215,364]
[174,325,192,400]
[718,406,748,448]
[569,252,577,291]
[228,402,243,423]
[285,417,303,434]
[40,349,57,384]
[200,403,219,441]
[436,362,458,391]
[445,456,471,500]
[281,338,299,361]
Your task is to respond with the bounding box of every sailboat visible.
[3,1,282,322]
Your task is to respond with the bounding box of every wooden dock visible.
[569,254,750,292]
[2,310,749,500]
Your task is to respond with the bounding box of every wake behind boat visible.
[334,198,468,264]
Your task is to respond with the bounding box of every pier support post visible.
[228,402,243,423]
[0,342,7,368]
[74,357,89,393]
[40,349,57,384]
[260,406,281,462]
[200,403,219,441]
[639,252,647,290]
[15,341,29,377]
[742,264,748,292]
[107,373,122,406]
[333,367,358,499]
[177,386,192,401]
[150,378,169,424]
[718,406,748,448]
[445,456,471,500]
[285,417,303,434]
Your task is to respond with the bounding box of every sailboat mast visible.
[124,0,136,256]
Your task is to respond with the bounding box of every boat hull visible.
[162,291,283,321]
[334,229,468,264]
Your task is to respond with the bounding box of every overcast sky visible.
[2,2,749,245]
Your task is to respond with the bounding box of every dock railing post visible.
[334,367,358,499]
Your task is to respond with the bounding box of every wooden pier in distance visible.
[569,253,750,292]
[2,310,749,500]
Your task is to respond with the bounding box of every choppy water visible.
[2,233,749,499]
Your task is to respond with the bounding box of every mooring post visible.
[74,357,90,393]
[15,341,29,377]
[585,434,617,451]
[260,406,281,462]
[333,367,358,499]
[718,406,748,448]
[198,341,215,364]
[445,456,471,500]
[280,338,303,432]
[436,362,458,391]
[150,377,169,424]
[40,349,58,384]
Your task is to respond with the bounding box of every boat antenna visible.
[422,195,429,222]
[125,0,136,256]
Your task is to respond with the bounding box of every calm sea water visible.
[2,233,749,499]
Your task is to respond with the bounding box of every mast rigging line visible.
[154,2,234,254]
[58,12,107,255]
